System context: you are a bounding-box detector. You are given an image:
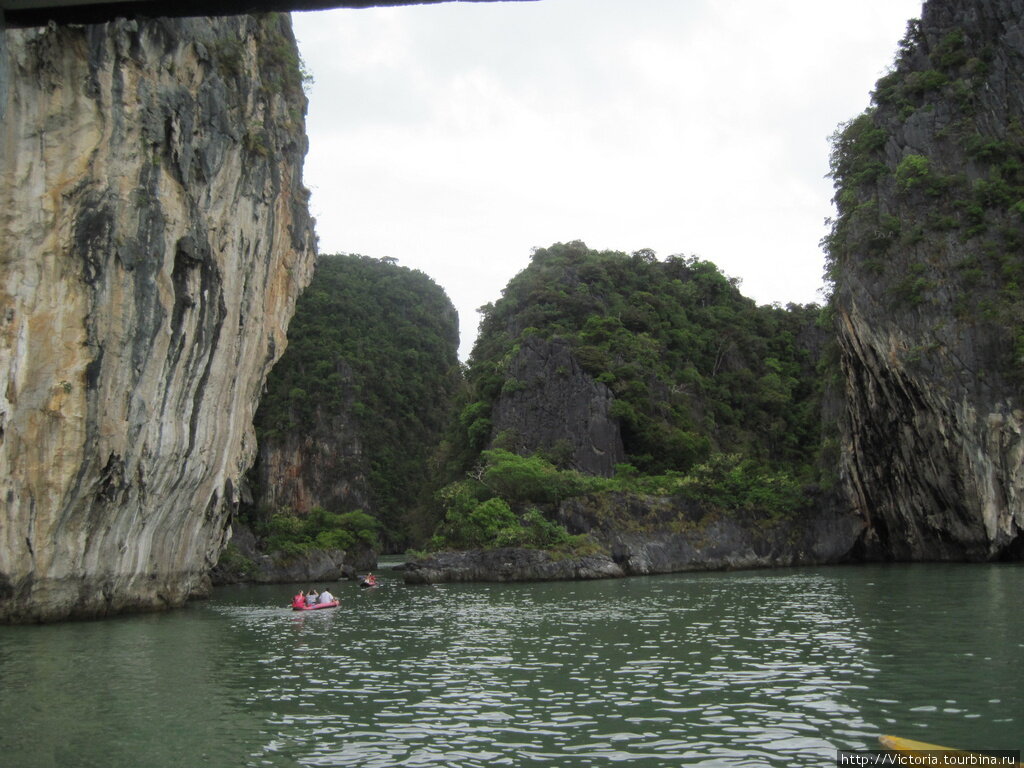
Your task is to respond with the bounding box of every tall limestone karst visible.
[247,253,461,550]
[826,0,1024,559]
[0,15,316,622]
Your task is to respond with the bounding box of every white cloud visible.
[292,0,922,359]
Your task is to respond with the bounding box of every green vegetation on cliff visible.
[429,242,826,552]
[261,508,381,561]
[245,253,460,551]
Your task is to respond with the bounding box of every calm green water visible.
[0,564,1020,767]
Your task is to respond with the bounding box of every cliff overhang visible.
[1,0,534,29]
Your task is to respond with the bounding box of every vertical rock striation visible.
[0,14,316,621]
[827,0,1024,559]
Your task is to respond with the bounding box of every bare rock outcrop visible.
[489,336,626,476]
[563,495,864,575]
[403,547,625,584]
[0,15,316,621]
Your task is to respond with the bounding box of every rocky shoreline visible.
[210,525,376,586]
[403,548,622,584]
[404,499,864,584]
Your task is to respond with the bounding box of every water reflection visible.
[0,564,1020,767]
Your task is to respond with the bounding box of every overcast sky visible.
[291,0,922,359]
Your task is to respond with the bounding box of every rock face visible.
[490,336,625,476]
[0,15,315,622]
[827,0,1024,559]
[254,373,372,518]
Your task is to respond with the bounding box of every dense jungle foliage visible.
[242,253,460,552]
[428,242,828,551]
[459,242,823,472]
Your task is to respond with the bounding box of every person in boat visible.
[291,590,306,609]
[362,573,377,587]
[318,587,335,605]
[306,589,319,607]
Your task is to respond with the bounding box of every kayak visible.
[292,600,339,611]
[359,581,377,589]
[880,735,1024,766]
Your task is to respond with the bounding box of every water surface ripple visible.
[0,564,1021,766]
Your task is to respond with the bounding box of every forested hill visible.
[243,253,461,551]
[453,242,827,483]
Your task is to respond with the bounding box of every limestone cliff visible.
[0,14,316,621]
[827,0,1024,559]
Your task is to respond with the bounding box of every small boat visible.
[880,735,1024,766]
[292,600,339,611]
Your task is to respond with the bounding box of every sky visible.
[291,0,923,360]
